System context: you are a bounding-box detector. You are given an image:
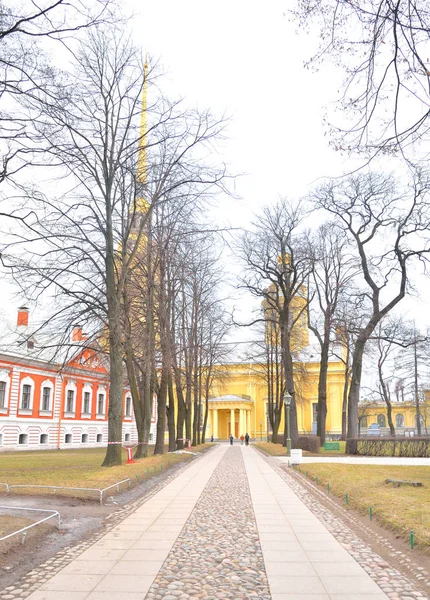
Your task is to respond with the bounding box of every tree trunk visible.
[317,336,329,445]
[124,339,145,458]
[175,374,186,449]
[340,359,349,441]
[102,232,123,467]
[154,367,168,454]
[167,373,176,452]
[347,337,367,439]
[414,342,422,435]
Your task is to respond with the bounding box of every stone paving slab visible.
[243,447,390,600]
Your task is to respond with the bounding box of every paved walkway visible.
[8,446,428,600]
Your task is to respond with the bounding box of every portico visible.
[208,394,253,440]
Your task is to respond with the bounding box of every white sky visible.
[1,0,430,361]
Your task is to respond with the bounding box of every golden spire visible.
[135,59,149,212]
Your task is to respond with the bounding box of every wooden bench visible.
[324,441,340,451]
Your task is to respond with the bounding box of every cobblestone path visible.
[146,447,271,600]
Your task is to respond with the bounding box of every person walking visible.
[229,434,234,446]
[245,432,250,446]
[240,434,244,445]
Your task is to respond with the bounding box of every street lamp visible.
[259,419,263,441]
[284,392,292,457]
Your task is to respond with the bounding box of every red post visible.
[125,447,136,464]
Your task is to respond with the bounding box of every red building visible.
[0,307,151,451]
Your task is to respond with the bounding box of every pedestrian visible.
[240,434,244,445]
[229,433,234,446]
[210,435,214,442]
[245,432,250,446]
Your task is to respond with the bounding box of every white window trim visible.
[0,370,11,414]
[96,386,106,419]
[19,376,35,414]
[64,381,77,417]
[81,384,93,419]
[124,394,132,419]
[39,379,54,415]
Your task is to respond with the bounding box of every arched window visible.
[96,386,106,417]
[396,414,404,427]
[377,414,386,428]
[359,416,368,428]
[96,433,103,443]
[81,433,88,443]
[0,370,11,413]
[82,384,92,416]
[19,376,34,412]
[125,395,132,418]
[40,379,54,413]
[124,433,130,442]
[65,433,72,444]
[416,414,424,427]
[65,381,77,415]
[40,434,48,444]
[18,433,28,445]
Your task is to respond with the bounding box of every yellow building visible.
[206,359,346,440]
[358,400,428,435]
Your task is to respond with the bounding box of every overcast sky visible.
[2,0,429,357]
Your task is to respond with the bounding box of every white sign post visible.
[290,448,302,465]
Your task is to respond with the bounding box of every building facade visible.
[0,307,150,452]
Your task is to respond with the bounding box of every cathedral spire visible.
[135,59,149,213]
[136,59,148,186]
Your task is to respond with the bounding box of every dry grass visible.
[0,444,211,500]
[297,463,430,551]
[254,441,347,456]
[254,442,289,456]
[0,515,33,538]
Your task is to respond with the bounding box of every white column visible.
[213,408,218,439]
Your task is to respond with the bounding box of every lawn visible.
[296,463,430,551]
[254,441,346,456]
[0,444,211,500]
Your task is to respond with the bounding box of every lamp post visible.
[259,419,262,441]
[284,392,292,457]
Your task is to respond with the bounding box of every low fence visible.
[0,478,131,504]
[292,465,428,550]
[0,506,60,545]
[346,437,430,457]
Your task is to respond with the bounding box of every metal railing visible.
[3,478,131,504]
[0,506,60,545]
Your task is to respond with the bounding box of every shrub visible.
[346,437,430,457]
[298,435,321,454]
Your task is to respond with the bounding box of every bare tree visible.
[314,171,430,445]
[291,0,430,158]
[307,223,355,444]
[238,200,312,446]
[0,0,116,185]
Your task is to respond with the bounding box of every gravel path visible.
[145,447,271,600]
